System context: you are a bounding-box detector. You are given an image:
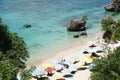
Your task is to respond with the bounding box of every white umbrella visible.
[54,64,64,70]
[32,68,46,76]
[52,59,61,64]
[89,63,96,70]
[94,46,103,51]
[88,46,103,53]
[114,43,120,47]
[63,60,73,65]
[69,65,78,72]
[88,48,97,53]
[62,68,71,75]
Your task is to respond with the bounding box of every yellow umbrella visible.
[74,61,85,67]
[86,55,96,59]
[82,55,96,63]
[86,55,92,59]
[52,72,64,79]
[42,63,53,68]
[29,78,36,80]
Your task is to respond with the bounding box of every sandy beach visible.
[27,31,104,80]
[39,32,103,65]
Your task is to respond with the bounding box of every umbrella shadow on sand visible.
[34,76,49,80]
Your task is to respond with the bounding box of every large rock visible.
[104,2,120,11]
[67,19,86,31]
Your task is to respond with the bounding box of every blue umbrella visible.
[54,64,64,70]
[63,61,73,65]
[69,65,78,72]
[52,59,61,64]
[32,68,46,76]
[62,68,71,75]
[89,63,96,70]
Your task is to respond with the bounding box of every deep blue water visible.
[0,0,112,62]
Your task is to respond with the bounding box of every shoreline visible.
[26,31,104,67]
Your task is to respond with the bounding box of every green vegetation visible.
[91,47,120,80]
[101,14,120,43]
[111,20,120,41]
[81,15,88,21]
[91,14,120,80]
[20,66,35,80]
[0,18,30,80]
[101,14,114,31]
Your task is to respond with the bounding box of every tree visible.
[91,47,120,80]
[20,66,35,80]
[100,14,120,43]
[111,20,120,41]
[81,15,88,21]
[101,14,114,31]
[0,18,29,80]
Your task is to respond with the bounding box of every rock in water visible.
[73,35,79,38]
[104,1,120,12]
[23,24,31,28]
[79,31,87,36]
[67,19,86,31]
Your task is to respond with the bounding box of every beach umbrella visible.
[84,56,94,63]
[45,67,56,73]
[62,68,71,75]
[114,43,120,47]
[94,46,103,51]
[31,68,46,76]
[42,63,53,68]
[52,59,61,64]
[69,65,78,72]
[54,64,64,71]
[88,48,97,53]
[86,55,92,59]
[74,61,85,67]
[63,60,73,65]
[89,63,96,70]
[52,72,64,79]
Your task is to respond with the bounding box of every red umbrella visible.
[45,67,56,73]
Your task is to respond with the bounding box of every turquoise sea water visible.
[0,0,113,63]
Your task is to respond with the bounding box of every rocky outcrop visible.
[79,31,87,36]
[104,1,120,11]
[73,35,79,38]
[67,19,86,31]
[103,30,112,43]
[73,31,87,38]
[23,24,31,28]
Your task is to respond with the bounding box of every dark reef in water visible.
[23,24,32,28]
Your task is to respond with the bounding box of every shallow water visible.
[0,0,112,63]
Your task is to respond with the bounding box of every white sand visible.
[39,32,103,63]
[27,32,104,80]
